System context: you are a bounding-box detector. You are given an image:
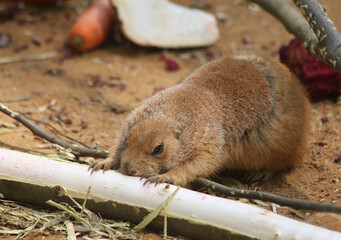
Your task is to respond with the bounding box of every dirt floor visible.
[0,0,340,239]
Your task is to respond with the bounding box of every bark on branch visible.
[195,178,341,214]
[249,0,341,74]
[293,0,341,71]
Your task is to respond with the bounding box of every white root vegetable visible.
[111,0,219,48]
[0,148,340,240]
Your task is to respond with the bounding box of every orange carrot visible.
[69,0,114,52]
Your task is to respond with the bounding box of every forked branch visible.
[249,0,341,74]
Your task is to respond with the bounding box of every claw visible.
[90,165,99,175]
[87,162,96,171]
[103,163,111,171]
[143,178,151,186]
[167,177,174,184]
[143,174,152,178]
[164,178,174,188]
[154,177,165,186]
[140,174,152,181]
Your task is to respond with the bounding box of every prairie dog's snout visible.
[119,115,182,177]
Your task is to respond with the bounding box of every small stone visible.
[320,117,328,124]
[242,36,253,45]
[110,105,125,114]
[314,142,327,147]
[31,36,42,46]
[64,119,72,125]
[216,12,227,22]
[165,59,180,71]
[92,57,102,64]
[332,179,340,183]
[141,233,163,240]
[46,69,65,76]
[118,82,127,91]
[334,156,341,163]
[0,33,11,47]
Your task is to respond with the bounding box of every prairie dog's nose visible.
[121,161,136,175]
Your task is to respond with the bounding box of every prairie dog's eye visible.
[152,144,163,155]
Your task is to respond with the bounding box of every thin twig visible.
[16,217,42,239]
[81,186,92,218]
[65,220,77,240]
[1,93,34,103]
[0,103,108,158]
[163,206,168,240]
[248,0,341,74]
[25,115,92,149]
[134,187,180,231]
[57,186,93,219]
[46,200,92,228]
[0,52,58,65]
[195,177,341,214]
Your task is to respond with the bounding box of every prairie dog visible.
[91,53,311,186]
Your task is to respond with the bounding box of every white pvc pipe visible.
[0,148,340,240]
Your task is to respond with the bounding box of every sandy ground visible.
[0,0,340,238]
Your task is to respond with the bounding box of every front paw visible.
[88,158,118,174]
[143,173,177,186]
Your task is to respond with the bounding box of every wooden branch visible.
[195,178,341,214]
[1,149,341,240]
[0,103,108,158]
[248,0,315,42]
[293,0,341,72]
[248,0,341,74]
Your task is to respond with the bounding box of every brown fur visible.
[91,53,311,186]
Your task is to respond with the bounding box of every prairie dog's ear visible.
[174,131,181,139]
